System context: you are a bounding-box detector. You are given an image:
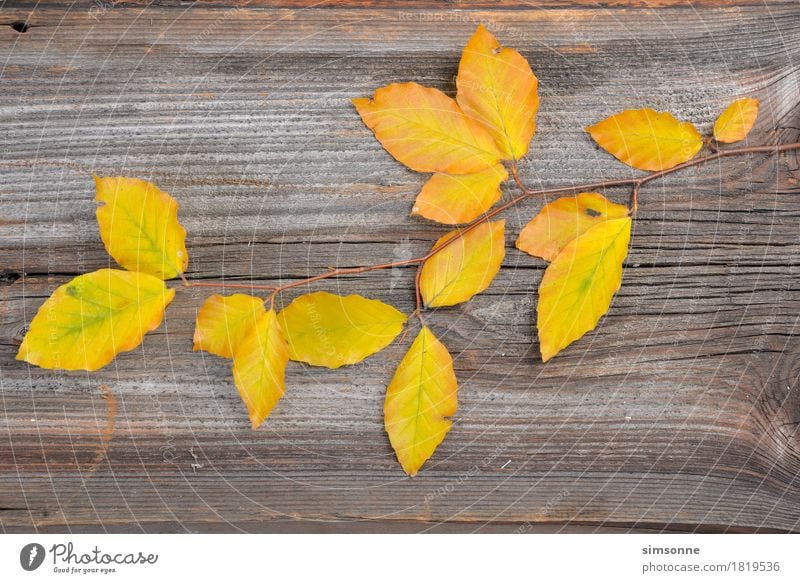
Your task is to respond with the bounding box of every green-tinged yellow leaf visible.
[456,25,539,160]
[412,164,508,225]
[538,217,631,362]
[95,175,188,280]
[516,192,630,261]
[384,326,457,477]
[352,82,503,174]
[16,269,174,371]
[713,98,759,143]
[278,291,407,368]
[586,108,703,171]
[420,220,505,308]
[232,309,289,429]
[193,293,266,359]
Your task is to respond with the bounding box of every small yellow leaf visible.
[412,164,508,225]
[232,309,289,429]
[193,293,266,359]
[16,269,174,371]
[278,291,407,368]
[586,108,703,171]
[420,220,506,308]
[538,217,631,362]
[456,25,539,160]
[384,326,457,477]
[352,82,503,174]
[713,98,759,143]
[516,192,629,262]
[95,175,188,280]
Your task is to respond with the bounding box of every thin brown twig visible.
[181,275,278,292]
[177,141,800,304]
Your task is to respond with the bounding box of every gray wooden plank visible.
[1,3,800,532]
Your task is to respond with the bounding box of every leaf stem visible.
[630,182,640,214]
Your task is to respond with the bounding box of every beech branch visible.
[181,140,800,309]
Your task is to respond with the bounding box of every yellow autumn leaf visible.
[278,291,407,368]
[384,326,457,477]
[586,108,703,171]
[516,192,629,261]
[193,293,266,359]
[713,98,759,143]
[352,82,503,174]
[456,24,539,160]
[537,217,631,362]
[232,309,289,429]
[420,220,506,308]
[95,175,188,280]
[16,269,174,371]
[412,164,508,225]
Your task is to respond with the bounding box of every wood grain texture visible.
[1,1,800,533]
[5,1,798,10]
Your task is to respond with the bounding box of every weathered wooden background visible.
[1,0,799,533]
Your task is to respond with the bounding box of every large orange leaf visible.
[193,293,266,359]
[95,176,188,280]
[586,108,703,171]
[17,269,174,371]
[412,164,508,225]
[278,291,407,368]
[420,220,506,307]
[537,217,631,362]
[516,192,629,262]
[352,82,503,174]
[232,309,289,429]
[713,98,759,143]
[384,326,457,476]
[456,25,539,160]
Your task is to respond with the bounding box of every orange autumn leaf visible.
[193,293,266,359]
[95,176,188,280]
[586,108,703,171]
[352,82,503,174]
[232,309,289,429]
[384,326,457,476]
[537,217,631,362]
[412,164,508,225]
[456,24,539,160]
[17,269,174,371]
[713,98,759,143]
[516,192,630,261]
[420,220,506,308]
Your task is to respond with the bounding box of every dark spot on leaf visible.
[66,285,80,297]
[585,208,602,218]
[10,21,30,33]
